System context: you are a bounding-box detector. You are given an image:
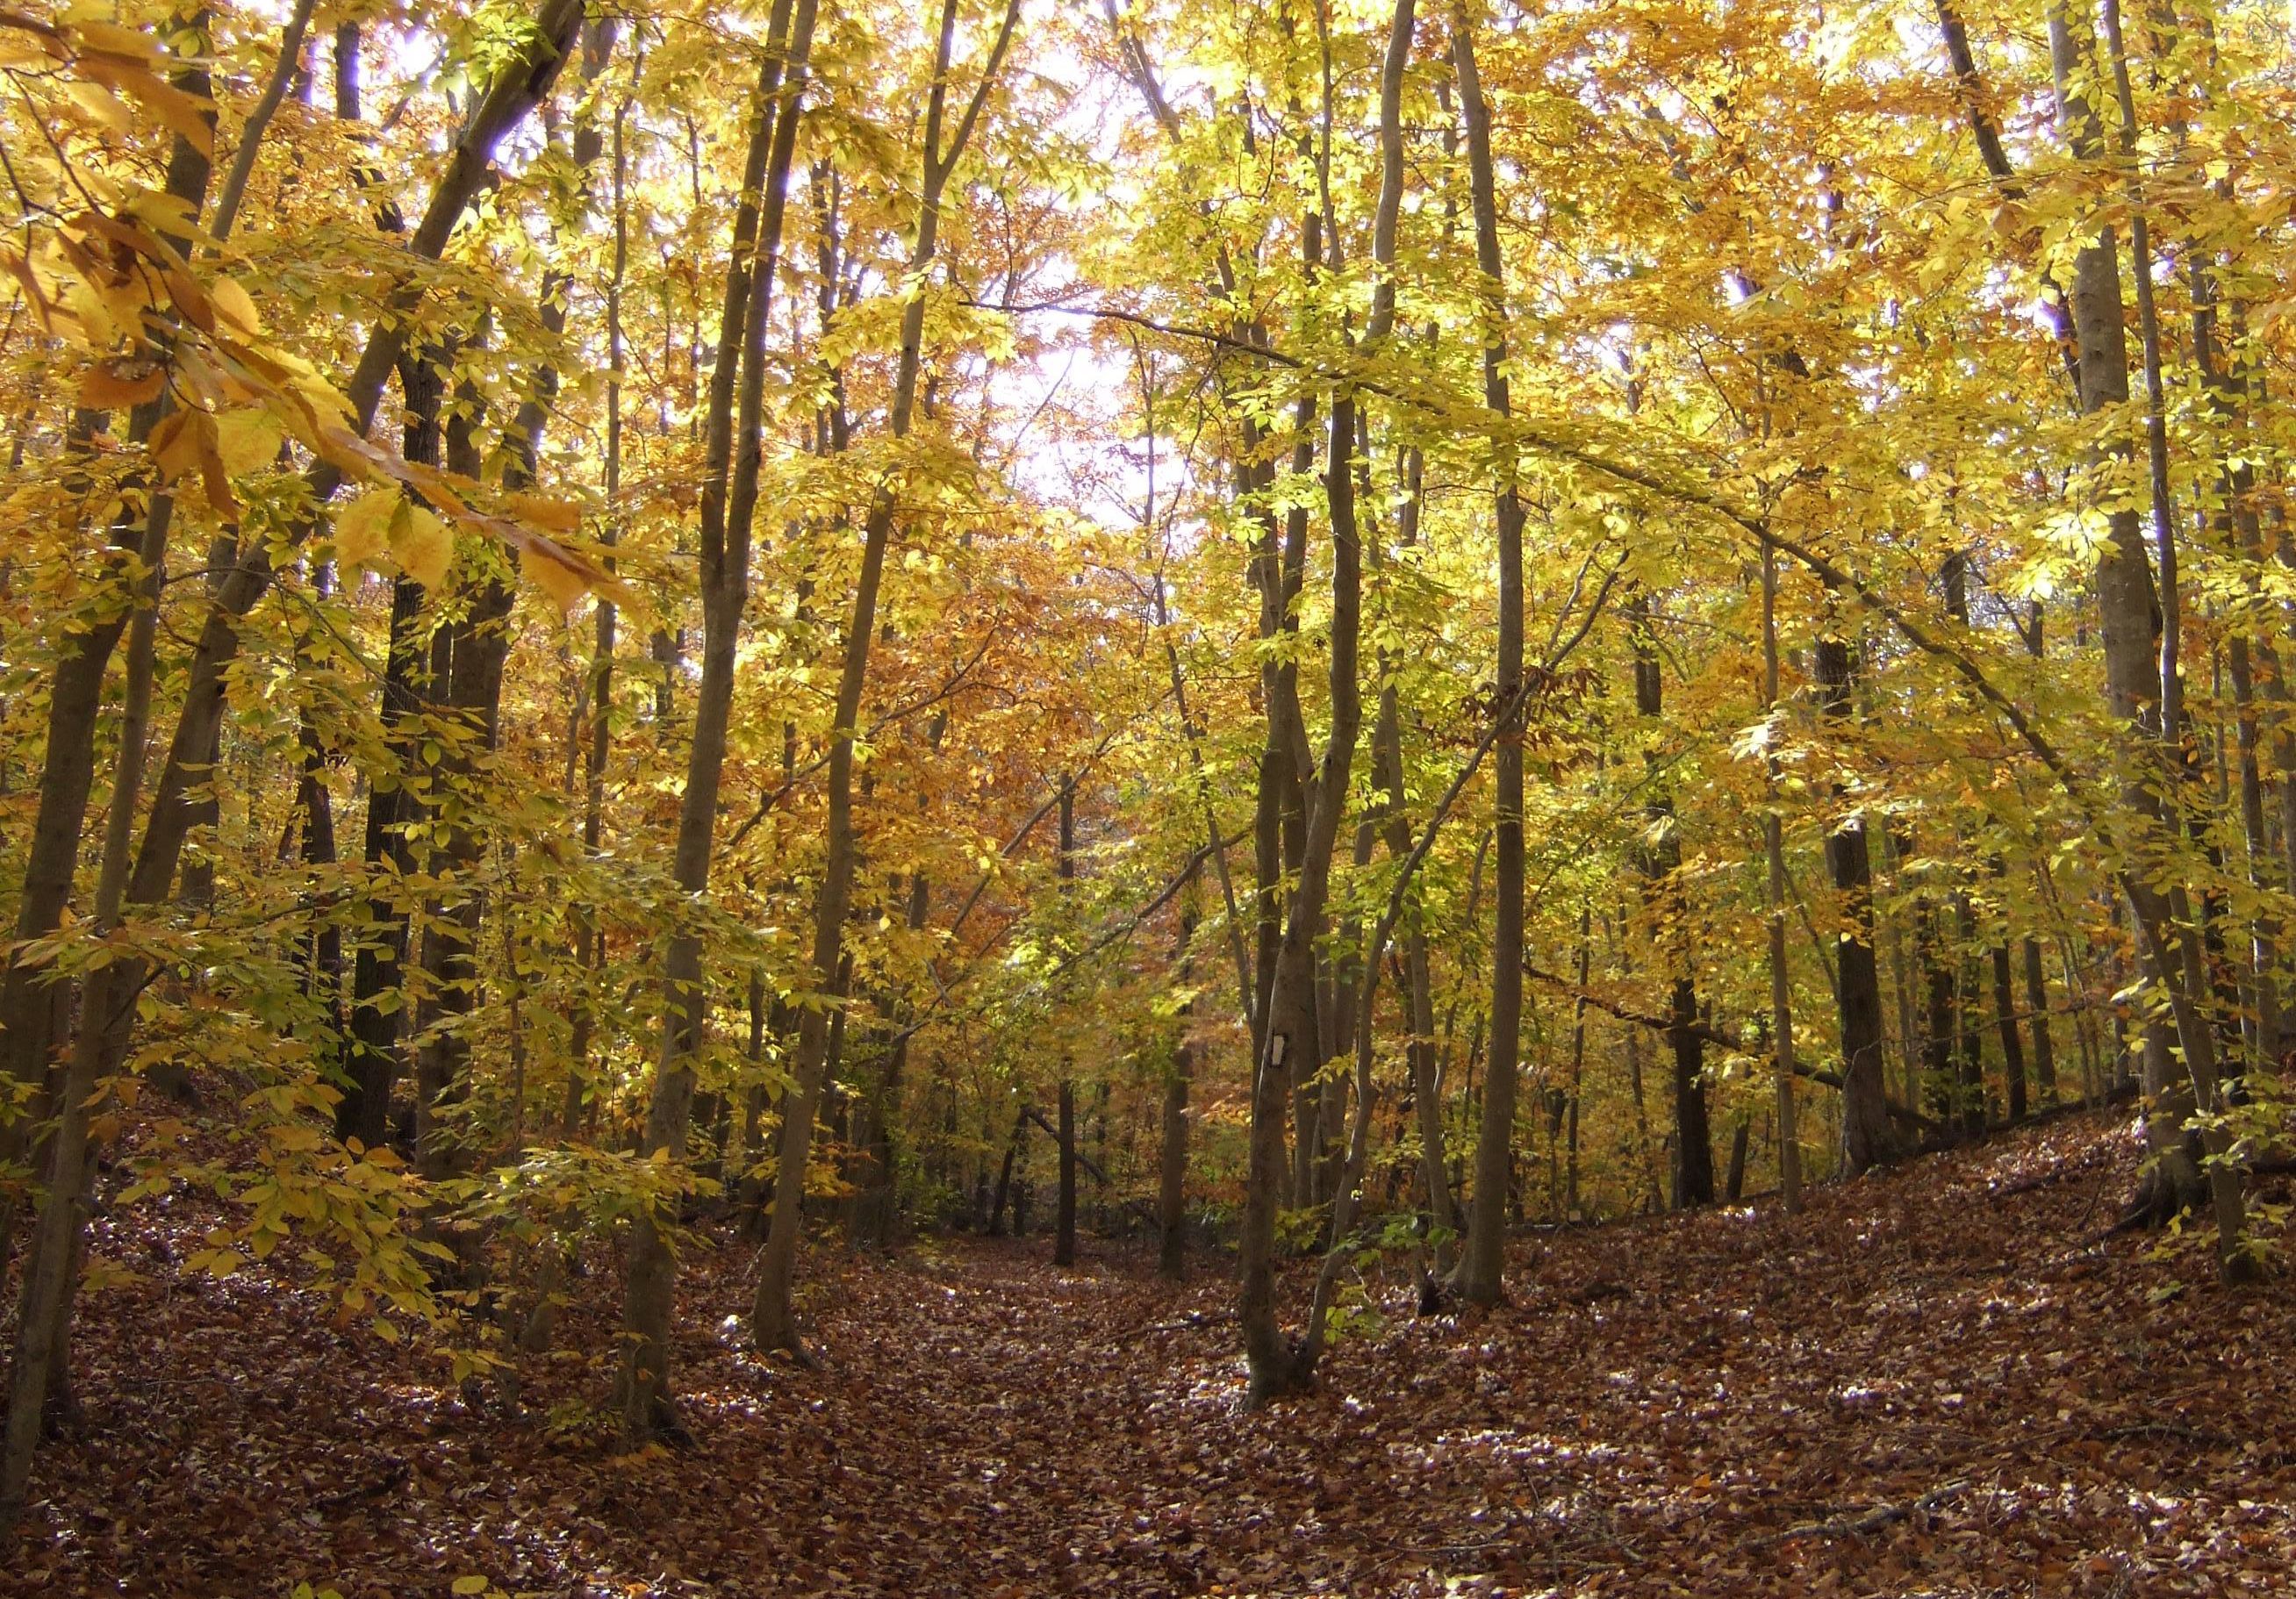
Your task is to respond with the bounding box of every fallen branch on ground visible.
[1745,1480,1970,1549]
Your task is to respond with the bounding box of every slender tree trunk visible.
[0,320,190,1523]
[1814,589,1898,1172]
[752,0,1021,1355]
[1053,778,1078,1267]
[126,0,589,922]
[1450,0,1529,1303]
[0,28,219,1247]
[1158,900,1197,1278]
[2019,608,2059,1102]
[336,348,443,1149]
[1760,548,1802,1213]
[0,22,221,1474]
[2048,0,2247,1274]
[412,344,515,1180]
[618,0,815,1430]
[207,0,317,243]
[1991,936,2029,1122]
[2023,934,2059,1101]
[1942,552,1986,1139]
[987,1107,1023,1237]
[1376,445,1455,1234]
[1564,911,1589,1220]
[557,31,628,1168]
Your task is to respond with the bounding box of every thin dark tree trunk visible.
[2048,0,2246,1273]
[1053,777,1079,1267]
[1450,0,1529,1302]
[0,32,219,1245]
[618,0,815,1430]
[1759,548,1802,1212]
[752,0,1021,1355]
[1236,0,1396,1396]
[336,346,442,1149]
[987,1108,1023,1237]
[2019,608,2059,1102]
[1629,597,1713,1208]
[127,0,589,923]
[1158,1043,1190,1275]
[1942,552,1986,1139]
[1991,938,2030,1122]
[1815,589,1898,1172]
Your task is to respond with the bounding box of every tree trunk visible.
[1376,447,1453,1233]
[0,38,219,1250]
[124,0,589,924]
[2048,0,2247,1275]
[1814,592,1898,1172]
[0,310,192,1524]
[618,0,815,1430]
[1450,0,1528,1304]
[1053,778,1078,1266]
[1157,895,1197,1278]
[1158,1038,1190,1277]
[752,0,1020,1356]
[1629,597,1713,1208]
[1991,938,2029,1122]
[1760,548,1803,1213]
[335,348,444,1149]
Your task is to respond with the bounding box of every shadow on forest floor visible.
[9,1108,2296,1596]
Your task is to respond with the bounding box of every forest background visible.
[0,0,2292,1558]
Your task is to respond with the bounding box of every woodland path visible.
[9,1112,2296,1597]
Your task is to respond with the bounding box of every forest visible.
[1,0,2294,1592]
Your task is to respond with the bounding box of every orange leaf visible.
[78,355,166,411]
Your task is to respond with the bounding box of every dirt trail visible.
[10,1112,2295,1596]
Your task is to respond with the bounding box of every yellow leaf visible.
[73,23,161,60]
[161,263,213,334]
[451,1579,489,1595]
[149,408,206,483]
[213,407,282,476]
[334,486,399,568]
[506,491,581,534]
[80,54,212,157]
[2,249,56,334]
[392,506,451,591]
[210,275,260,336]
[67,80,133,135]
[519,541,592,614]
[0,30,53,70]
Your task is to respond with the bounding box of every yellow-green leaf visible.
[334,487,399,568]
[213,407,282,476]
[392,506,451,591]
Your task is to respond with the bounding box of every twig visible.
[2092,1422,2236,1448]
[1746,1480,1970,1550]
[310,1460,409,1512]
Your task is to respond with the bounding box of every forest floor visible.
[11,1108,2296,1598]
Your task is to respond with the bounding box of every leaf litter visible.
[8,1108,2293,1596]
